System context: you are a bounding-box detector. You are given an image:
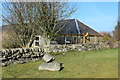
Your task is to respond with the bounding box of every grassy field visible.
[2,48,118,78]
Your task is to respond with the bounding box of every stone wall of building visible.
[0,42,115,67]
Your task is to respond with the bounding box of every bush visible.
[113,22,120,41]
[100,32,117,48]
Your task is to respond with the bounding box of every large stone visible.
[42,54,55,62]
[38,62,61,71]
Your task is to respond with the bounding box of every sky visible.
[0,1,2,33]
[70,2,118,32]
[0,2,118,32]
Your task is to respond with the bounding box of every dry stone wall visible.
[0,47,44,67]
[47,43,110,53]
[0,43,113,67]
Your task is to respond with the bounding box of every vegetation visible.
[113,21,120,41]
[2,48,118,78]
[100,32,118,48]
[2,1,76,48]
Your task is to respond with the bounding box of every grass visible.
[2,48,118,78]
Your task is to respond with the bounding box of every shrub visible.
[100,32,117,48]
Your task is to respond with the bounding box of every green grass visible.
[2,48,118,78]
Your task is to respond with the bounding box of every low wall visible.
[0,43,112,67]
[45,43,110,53]
[0,47,44,67]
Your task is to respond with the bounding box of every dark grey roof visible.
[56,19,78,34]
[2,19,103,37]
[57,19,103,37]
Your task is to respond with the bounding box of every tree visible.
[113,21,120,41]
[2,1,77,48]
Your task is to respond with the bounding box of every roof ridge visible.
[76,20,100,34]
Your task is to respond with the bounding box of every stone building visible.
[55,19,103,45]
[31,19,103,47]
[2,19,103,47]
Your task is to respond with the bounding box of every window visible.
[35,37,39,40]
[35,42,39,46]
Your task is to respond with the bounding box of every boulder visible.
[38,62,61,71]
[42,54,55,62]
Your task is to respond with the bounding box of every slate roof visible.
[57,19,103,37]
[2,19,103,37]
